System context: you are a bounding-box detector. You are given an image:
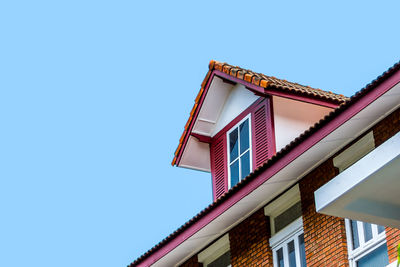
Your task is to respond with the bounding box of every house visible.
[130,60,400,267]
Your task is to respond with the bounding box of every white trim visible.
[270,217,305,267]
[270,217,303,248]
[315,131,400,213]
[345,219,388,267]
[197,118,217,124]
[191,130,212,136]
[178,164,211,173]
[333,131,375,172]
[264,185,301,235]
[226,114,252,189]
[198,234,230,267]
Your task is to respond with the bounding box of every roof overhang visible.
[315,131,400,228]
[133,63,400,267]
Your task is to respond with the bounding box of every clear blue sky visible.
[0,1,399,266]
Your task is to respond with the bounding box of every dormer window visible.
[209,98,274,200]
[227,115,252,188]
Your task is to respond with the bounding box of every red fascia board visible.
[191,133,212,143]
[214,70,340,109]
[136,69,400,267]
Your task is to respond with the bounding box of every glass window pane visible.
[356,243,389,267]
[299,234,307,267]
[288,240,297,267]
[230,160,239,187]
[239,119,249,153]
[277,248,284,267]
[351,220,360,249]
[208,251,231,267]
[240,151,250,179]
[229,129,238,162]
[377,225,385,234]
[274,202,302,233]
[363,222,373,242]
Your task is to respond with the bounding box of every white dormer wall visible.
[272,96,333,152]
[211,83,259,137]
[179,76,334,172]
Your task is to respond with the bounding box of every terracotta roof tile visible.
[130,59,400,267]
[172,60,349,167]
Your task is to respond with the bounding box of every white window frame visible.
[264,185,301,235]
[226,114,252,188]
[270,217,306,267]
[264,185,306,267]
[333,131,375,172]
[345,219,388,267]
[198,234,231,267]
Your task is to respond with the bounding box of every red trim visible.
[191,133,212,143]
[251,104,257,170]
[250,98,275,170]
[214,70,340,109]
[268,97,276,157]
[136,69,400,267]
[210,133,227,200]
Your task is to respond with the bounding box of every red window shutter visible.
[210,134,228,200]
[252,99,274,168]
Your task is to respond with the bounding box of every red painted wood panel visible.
[253,102,269,168]
[210,134,227,200]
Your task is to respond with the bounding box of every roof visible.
[171,60,349,166]
[130,60,400,267]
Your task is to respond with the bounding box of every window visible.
[270,218,306,267]
[265,185,306,267]
[227,115,252,188]
[198,234,231,267]
[210,98,272,200]
[345,219,388,267]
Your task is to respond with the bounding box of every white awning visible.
[315,131,400,228]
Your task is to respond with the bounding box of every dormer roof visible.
[172,60,349,167]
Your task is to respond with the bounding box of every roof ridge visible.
[209,60,349,101]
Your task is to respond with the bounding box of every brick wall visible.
[229,209,273,267]
[299,159,349,267]
[179,255,203,267]
[385,227,400,263]
[372,107,400,147]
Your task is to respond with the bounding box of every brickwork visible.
[179,255,203,267]
[299,159,349,267]
[385,227,400,263]
[229,209,273,267]
[372,107,400,147]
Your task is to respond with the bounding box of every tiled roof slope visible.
[172,60,349,166]
[130,59,400,267]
